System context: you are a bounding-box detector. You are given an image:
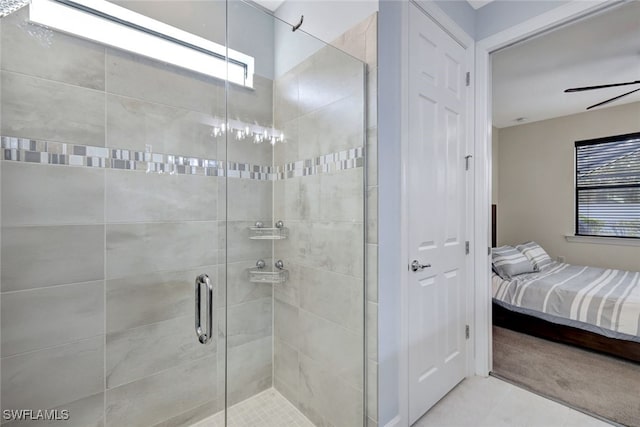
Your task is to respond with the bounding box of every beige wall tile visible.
[106,49,224,116]
[1,72,105,145]
[105,94,219,158]
[274,299,299,348]
[106,356,217,427]
[299,265,363,333]
[298,354,364,427]
[107,266,217,333]
[2,337,104,413]
[226,336,272,406]
[106,316,213,388]
[106,222,218,279]
[226,297,272,348]
[2,162,104,226]
[1,9,105,90]
[2,225,104,292]
[2,281,104,357]
[298,310,363,390]
[106,170,219,223]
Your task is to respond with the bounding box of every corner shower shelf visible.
[247,267,289,284]
[248,226,289,240]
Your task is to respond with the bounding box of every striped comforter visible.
[493,262,640,340]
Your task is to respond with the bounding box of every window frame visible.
[575,131,640,239]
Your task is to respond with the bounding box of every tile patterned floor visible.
[414,376,613,427]
[194,388,314,427]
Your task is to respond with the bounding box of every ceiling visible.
[254,0,494,13]
[492,1,640,128]
[467,0,494,10]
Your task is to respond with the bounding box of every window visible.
[575,132,640,238]
[29,0,254,87]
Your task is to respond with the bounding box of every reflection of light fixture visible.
[29,0,255,87]
[209,118,284,145]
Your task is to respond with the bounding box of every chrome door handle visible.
[411,260,431,272]
[195,274,214,344]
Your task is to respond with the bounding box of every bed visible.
[492,260,640,363]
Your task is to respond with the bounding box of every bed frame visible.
[493,301,640,364]
[491,204,640,364]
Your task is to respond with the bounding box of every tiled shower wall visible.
[329,15,379,427]
[271,13,377,427]
[340,14,378,427]
[0,7,274,426]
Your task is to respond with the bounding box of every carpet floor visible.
[492,326,640,427]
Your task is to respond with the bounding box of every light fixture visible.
[28,0,255,88]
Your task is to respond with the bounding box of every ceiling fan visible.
[564,80,640,110]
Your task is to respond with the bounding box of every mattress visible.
[492,261,640,342]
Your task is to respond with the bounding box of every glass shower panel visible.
[0,1,226,425]
[225,2,366,425]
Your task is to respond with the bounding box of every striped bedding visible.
[493,261,640,342]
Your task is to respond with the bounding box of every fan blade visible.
[586,87,640,110]
[565,80,640,92]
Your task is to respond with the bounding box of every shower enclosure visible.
[0,0,366,425]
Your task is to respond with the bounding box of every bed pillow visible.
[492,245,536,279]
[516,241,553,271]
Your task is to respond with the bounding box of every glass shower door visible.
[0,1,226,425]
[1,0,367,425]
[223,2,367,425]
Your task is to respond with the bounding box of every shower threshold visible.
[193,388,314,427]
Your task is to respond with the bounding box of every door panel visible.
[408,3,469,424]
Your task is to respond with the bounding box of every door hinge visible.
[465,72,470,87]
[465,325,470,339]
[465,154,472,171]
[465,241,470,255]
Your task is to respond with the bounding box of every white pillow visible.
[492,245,536,279]
[516,241,553,271]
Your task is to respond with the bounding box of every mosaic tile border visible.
[1,136,363,180]
[276,146,364,179]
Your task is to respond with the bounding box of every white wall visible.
[432,0,476,39]
[497,101,640,271]
[275,0,378,44]
[476,0,569,40]
[378,1,403,425]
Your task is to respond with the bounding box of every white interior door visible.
[407,4,469,424]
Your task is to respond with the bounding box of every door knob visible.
[411,260,431,272]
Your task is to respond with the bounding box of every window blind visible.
[575,132,640,238]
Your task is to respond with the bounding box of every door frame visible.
[395,1,621,425]
[473,0,620,378]
[397,2,475,426]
